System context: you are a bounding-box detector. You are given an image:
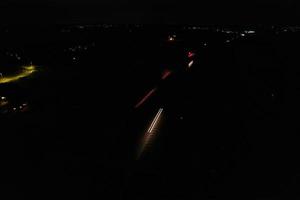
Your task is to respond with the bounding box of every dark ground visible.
[0,25,300,199]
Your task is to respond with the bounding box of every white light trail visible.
[147,108,163,133]
[137,108,164,159]
[188,60,194,68]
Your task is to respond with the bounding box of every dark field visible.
[1,25,300,200]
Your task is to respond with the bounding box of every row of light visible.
[12,103,28,112]
[67,45,89,52]
[6,52,22,60]
[0,95,29,114]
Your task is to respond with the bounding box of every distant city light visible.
[168,34,176,42]
[0,96,8,107]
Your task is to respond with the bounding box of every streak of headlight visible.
[188,60,194,68]
[0,65,36,84]
[161,70,172,80]
[147,108,163,133]
[137,108,163,159]
[135,88,157,108]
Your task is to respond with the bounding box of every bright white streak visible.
[188,60,194,68]
[148,109,162,133]
[147,108,162,132]
[137,108,164,159]
[148,108,163,133]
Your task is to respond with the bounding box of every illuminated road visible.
[134,44,197,160]
[0,65,37,84]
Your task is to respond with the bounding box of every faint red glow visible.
[188,51,195,58]
[135,88,157,108]
[161,69,172,80]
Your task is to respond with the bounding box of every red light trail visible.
[135,88,157,108]
[188,51,195,58]
[161,69,172,80]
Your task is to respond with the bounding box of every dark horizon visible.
[0,1,299,25]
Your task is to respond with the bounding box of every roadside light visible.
[168,34,176,42]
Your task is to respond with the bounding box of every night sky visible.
[0,0,299,25]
